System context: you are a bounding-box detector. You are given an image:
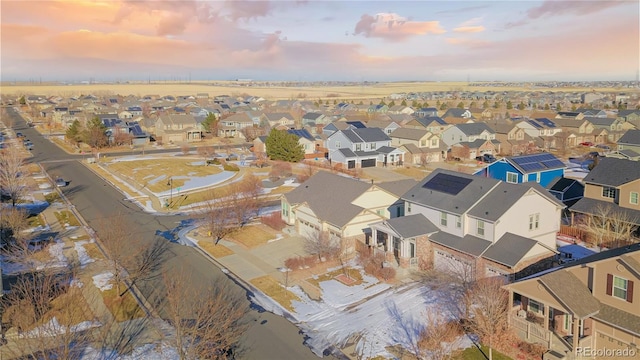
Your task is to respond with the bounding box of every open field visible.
[3,81,637,101]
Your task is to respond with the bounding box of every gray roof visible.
[302,112,323,120]
[616,149,640,158]
[455,122,495,136]
[429,232,492,257]
[583,117,615,127]
[283,171,370,228]
[583,157,640,187]
[459,138,491,148]
[482,233,541,268]
[403,169,500,215]
[337,148,357,158]
[618,129,640,145]
[383,214,439,238]
[539,270,601,319]
[467,182,534,222]
[342,128,391,143]
[620,254,640,277]
[376,179,418,197]
[389,127,429,141]
[593,304,640,336]
[376,146,399,154]
[570,197,640,224]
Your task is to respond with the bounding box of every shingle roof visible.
[429,232,492,257]
[302,112,323,120]
[287,129,315,141]
[618,129,640,145]
[337,148,357,158]
[342,128,390,143]
[539,270,601,318]
[482,233,542,268]
[403,169,500,214]
[570,197,640,224]
[376,179,418,197]
[455,122,495,136]
[283,172,370,227]
[546,177,582,192]
[390,127,429,140]
[593,304,640,336]
[467,182,533,222]
[383,214,439,238]
[620,254,640,277]
[583,157,640,186]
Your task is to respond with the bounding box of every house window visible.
[613,276,628,300]
[602,187,616,199]
[528,299,542,314]
[631,192,639,205]
[506,172,518,183]
[370,143,376,150]
[455,215,461,229]
[431,139,438,146]
[407,203,412,213]
[440,212,447,226]
[529,213,539,230]
[477,220,485,236]
[335,141,341,148]
[356,144,361,151]
[421,140,427,147]
[376,209,384,216]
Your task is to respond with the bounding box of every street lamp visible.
[167,177,173,207]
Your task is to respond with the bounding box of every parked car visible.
[55,178,68,187]
[579,142,594,147]
[475,153,497,163]
[16,132,24,138]
[595,144,611,150]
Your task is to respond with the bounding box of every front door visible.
[393,237,400,263]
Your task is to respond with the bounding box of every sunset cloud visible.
[453,26,485,33]
[354,13,445,41]
[526,0,630,19]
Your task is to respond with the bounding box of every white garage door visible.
[434,249,473,274]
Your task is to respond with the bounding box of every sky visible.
[1,0,639,82]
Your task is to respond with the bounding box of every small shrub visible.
[302,255,317,268]
[261,212,286,231]
[296,173,310,183]
[380,267,396,281]
[285,257,302,271]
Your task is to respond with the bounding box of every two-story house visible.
[504,244,640,359]
[301,112,329,127]
[552,118,596,147]
[493,123,537,156]
[218,113,254,138]
[261,112,296,129]
[368,169,563,279]
[389,128,445,164]
[404,116,450,135]
[286,129,322,157]
[155,114,202,143]
[414,107,439,118]
[474,152,566,187]
[609,129,640,160]
[326,128,404,168]
[569,157,640,238]
[442,122,497,146]
[366,120,401,136]
[281,171,417,253]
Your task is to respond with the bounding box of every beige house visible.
[218,113,254,138]
[389,127,445,164]
[155,114,203,143]
[261,112,296,129]
[504,243,640,360]
[281,171,417,253]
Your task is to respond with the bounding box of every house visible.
[281,171,417,250]
[576,108,607,118]
[326,128,403,168]
[441,108,474,120]
[441,122,497,147]
[449,139,500,161]
[301,112,329,127]
[366,120,401,136]
[390,128,445,164]
[218,113,254,138]
[368,169,563,278]
[493,123,537,156]
[261,112,295,129]
[405,116,449,135]
[414,107,439,118]
[155,114,203,143]
[569,157,640,234]
[615,129,640,156]
[322,121,360,136]
[617,109,640,129]
[545,177,585,207]
[474,152,566,187]
[387,105,415,115]
[287,129,322,157]
[503,243,640,359]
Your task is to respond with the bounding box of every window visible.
[528,299,542,314]
[602,186,616,199]
[477,220,485,236]
[506,172,518,183]
[407,203,412,213]
[613,276,628,300]
[421,140,427,147]
[455,215,461,229]
[631,192,639,205]
[529,213,539,230]
[431,138,438,146]
[356,144,361,151]
[376,209,384,216]
[335,141,341,148]
[440,212,447,226]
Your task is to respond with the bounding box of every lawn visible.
[392,167,430,180]
[83,242,106,260]
[102,285,146,322]
[456,345,512,360]
[198,240,234,258]
[228,225,276,248]
[307,267,364,288]
[44,191,61,203]
[54,210,81,227]
[49,136,79,154]
[250,275,301,313]
[28,214,45,228]
[106,158,222,193]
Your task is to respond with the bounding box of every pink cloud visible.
[354,13,445,41]
[445,37,490,47]
[223,0,274,21]
[526,0,629,19]
[453,26,485,33]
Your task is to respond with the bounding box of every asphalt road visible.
[3,107,324,360]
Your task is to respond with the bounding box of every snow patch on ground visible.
[18,317,101,338]
[92,272,114,291]
[75,240,96,268]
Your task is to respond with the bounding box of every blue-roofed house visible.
[474,152,566,187]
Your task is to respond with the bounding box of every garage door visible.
[361,158,376,168]
[434,249,472,274]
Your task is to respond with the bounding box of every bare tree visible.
[579,204,636,248]
[419,152,430,168]
[465,277,509,360]
[199,190,240,245]
[417,307,461,360]
[0,146,28,206]
[0,207,35,267]
[240,125,264,142]
[197,145,217,164]
[112,130,133,147]
[304,230,339,262]
[162,270,248,359]
[96,213,168,297]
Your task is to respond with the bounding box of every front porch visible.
[508,293,594,359]
[367,226,419,269]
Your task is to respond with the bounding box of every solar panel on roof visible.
[422,173,473,195]
[521,163,544,172]
[528,120,543,129]
[542,159,565,168]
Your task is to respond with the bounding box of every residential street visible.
[3,107,325,359]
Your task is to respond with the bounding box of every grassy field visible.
[105,158,222,193]
[3,81,635,101]
[54,210,81,227]
[228,224,276,248]
[198,240,234,258]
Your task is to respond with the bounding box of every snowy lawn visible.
[75,240,97,267]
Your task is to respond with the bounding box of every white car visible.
[55,178,68,187]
